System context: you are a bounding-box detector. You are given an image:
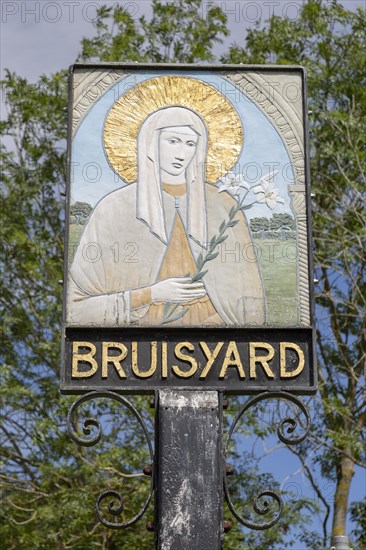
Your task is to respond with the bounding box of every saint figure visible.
[67,106,266,327]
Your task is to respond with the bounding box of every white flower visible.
[217,171,250,197]
[253,175,285,210]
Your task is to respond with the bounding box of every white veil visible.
[136,106,208,248]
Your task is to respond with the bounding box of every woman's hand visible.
[151,277,206,303]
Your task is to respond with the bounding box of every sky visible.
[1,1,365,547]
[1,0,365,81]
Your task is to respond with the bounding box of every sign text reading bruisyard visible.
[61,329,315,394]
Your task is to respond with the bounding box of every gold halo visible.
[103,76,243,183]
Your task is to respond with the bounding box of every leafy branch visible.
[161,196,246,325]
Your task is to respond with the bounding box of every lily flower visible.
[218,171,250,197]
[252,171,285,210]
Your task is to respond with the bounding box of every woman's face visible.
[159,125,199,179]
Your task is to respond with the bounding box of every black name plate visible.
[61,328,316,394]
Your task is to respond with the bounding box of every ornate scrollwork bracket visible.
[224,391,311,531]
[67,391,154,529]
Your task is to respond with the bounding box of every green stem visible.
[161,193,254,324]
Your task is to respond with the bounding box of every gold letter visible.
[102,342,127,379]
[249,343,275,379]
[199,342,224,379]
[72,342,98,378]
[219,341,245,379]
[132,341,157,378]
[161,342,168,379]
[280,342,305,378]
[172,342,198,378]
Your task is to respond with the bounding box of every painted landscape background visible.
[68,205,298,326]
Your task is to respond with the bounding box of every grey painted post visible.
[156,390,223,549]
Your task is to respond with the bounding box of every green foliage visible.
[250,213,296,233]
[350,499,366,550]
[70,201,93,225]
[0,69,156,547]
[79,0,228,63]
[0,3,230,547]
[224,0,366,543]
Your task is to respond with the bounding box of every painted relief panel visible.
[65,66,312,330]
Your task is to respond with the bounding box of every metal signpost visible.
[61,64,316,548]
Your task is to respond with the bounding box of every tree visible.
[269,213,295,231]
[250,214,296,232]
[350,498,366,549]
[70,201,93,225]
[0,69,153,548]
[0,3,229,547]
[2,0,365,547]
[224,0,366,546]
[78,0,228,63]
[250,216,271,233]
